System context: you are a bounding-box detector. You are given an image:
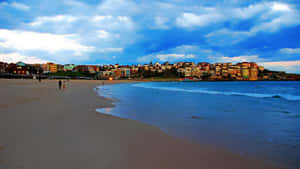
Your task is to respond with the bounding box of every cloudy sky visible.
[0,0,300,73]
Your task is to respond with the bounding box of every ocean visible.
[96,81,300,169]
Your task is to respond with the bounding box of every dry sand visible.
[0,79,283,169]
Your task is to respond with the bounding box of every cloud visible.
[1,2,30,11]
[0,29,94,54]
[205,29,251,46]
[280,48,300,54]
[97,48,123,53]
[0,52,49,64]
[29,15,78,27]
[64,0,87,8]
[138,53,196,62]
[260,60,300,73]
[97,0,139,15]
[93,15,135,31]
[1,0,299,66]
[97,30,120,39]
[176,2,298,29]
[137,44,225,63]
[176,11,224,28]
[231,3,266,19]
[152,16,170,29]
[209,55,264,63]
[10,2,30,11]
[204,2,300,46]
[251,13,300,33]
[157,54,196,62]
[271,2,292,12]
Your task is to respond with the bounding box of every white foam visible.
[132,84,300,101]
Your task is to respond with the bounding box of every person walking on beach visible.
[63,80,66,89]
[58,80,62,90]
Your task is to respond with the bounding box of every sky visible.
[0,0,300,73]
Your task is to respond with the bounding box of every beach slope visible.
[0,79,282,169]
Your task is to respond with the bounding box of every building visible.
[114,64,119,69]
[75,65,89,72]
[258,66,265,72]
[0,62,8,73]
[57,64,64,72]
[98,71,114,79]
[64,64,76,72]
[15,62,29,75]
[241,68,249,79]
[143,64,149,70]
[184,67,192,77]
[111,69,120,79]
[249,68,258,80]
[6,62,36,75]
[130,66,139,74]
[42,64,49,73]
[87,65,100,74]
[16,62,26,67]
[49,63,58,73]
[192,67,201,79]
[215,65,221,76]
[43,62,57,73]
[154,62,161,69]
[31,64,43,74]
[120,67,130,78]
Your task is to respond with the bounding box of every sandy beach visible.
[0,79,283,169]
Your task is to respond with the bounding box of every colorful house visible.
[0,62,8,73]
[64,64,76,72]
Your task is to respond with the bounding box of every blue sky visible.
[1,0,300,73]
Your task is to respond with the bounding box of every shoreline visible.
[93,81,289,169]
[0,79,284,169]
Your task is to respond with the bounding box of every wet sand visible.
[0,79,283,169]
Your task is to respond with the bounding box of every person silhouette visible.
[63,81,66,89]
[58,80,62,90]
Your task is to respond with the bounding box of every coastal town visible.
[0,61,299,81]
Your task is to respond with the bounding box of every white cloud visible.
[173,1,299,47]
[97,30,112,39]
[209,55,264,63]
[204,2,300,46]
[205,29,252,46]
[97,0,139,15]
[93,15,135,31]
[10,2,30,11]
[138,53,196,62]
[29,15,78,27]
[0,53,48,64]
[93,15,113,21]
[280,48,300,54]
[157,54,196,61]
[0,29,94,54]
[271,2,291,12]
[1,2,30,11]
[231,3,266,19]
[152,16,170,29]
[97,48,123,53]
[137,44,224,63]
[260,60,300,73]
[176,12,224,28]
[251,13,300,33]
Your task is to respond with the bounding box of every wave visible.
[132,84,300,101]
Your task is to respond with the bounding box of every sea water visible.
[96,81,300,169]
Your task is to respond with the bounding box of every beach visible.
[0,79,282,169]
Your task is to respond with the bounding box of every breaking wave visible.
[132,84,300,101]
